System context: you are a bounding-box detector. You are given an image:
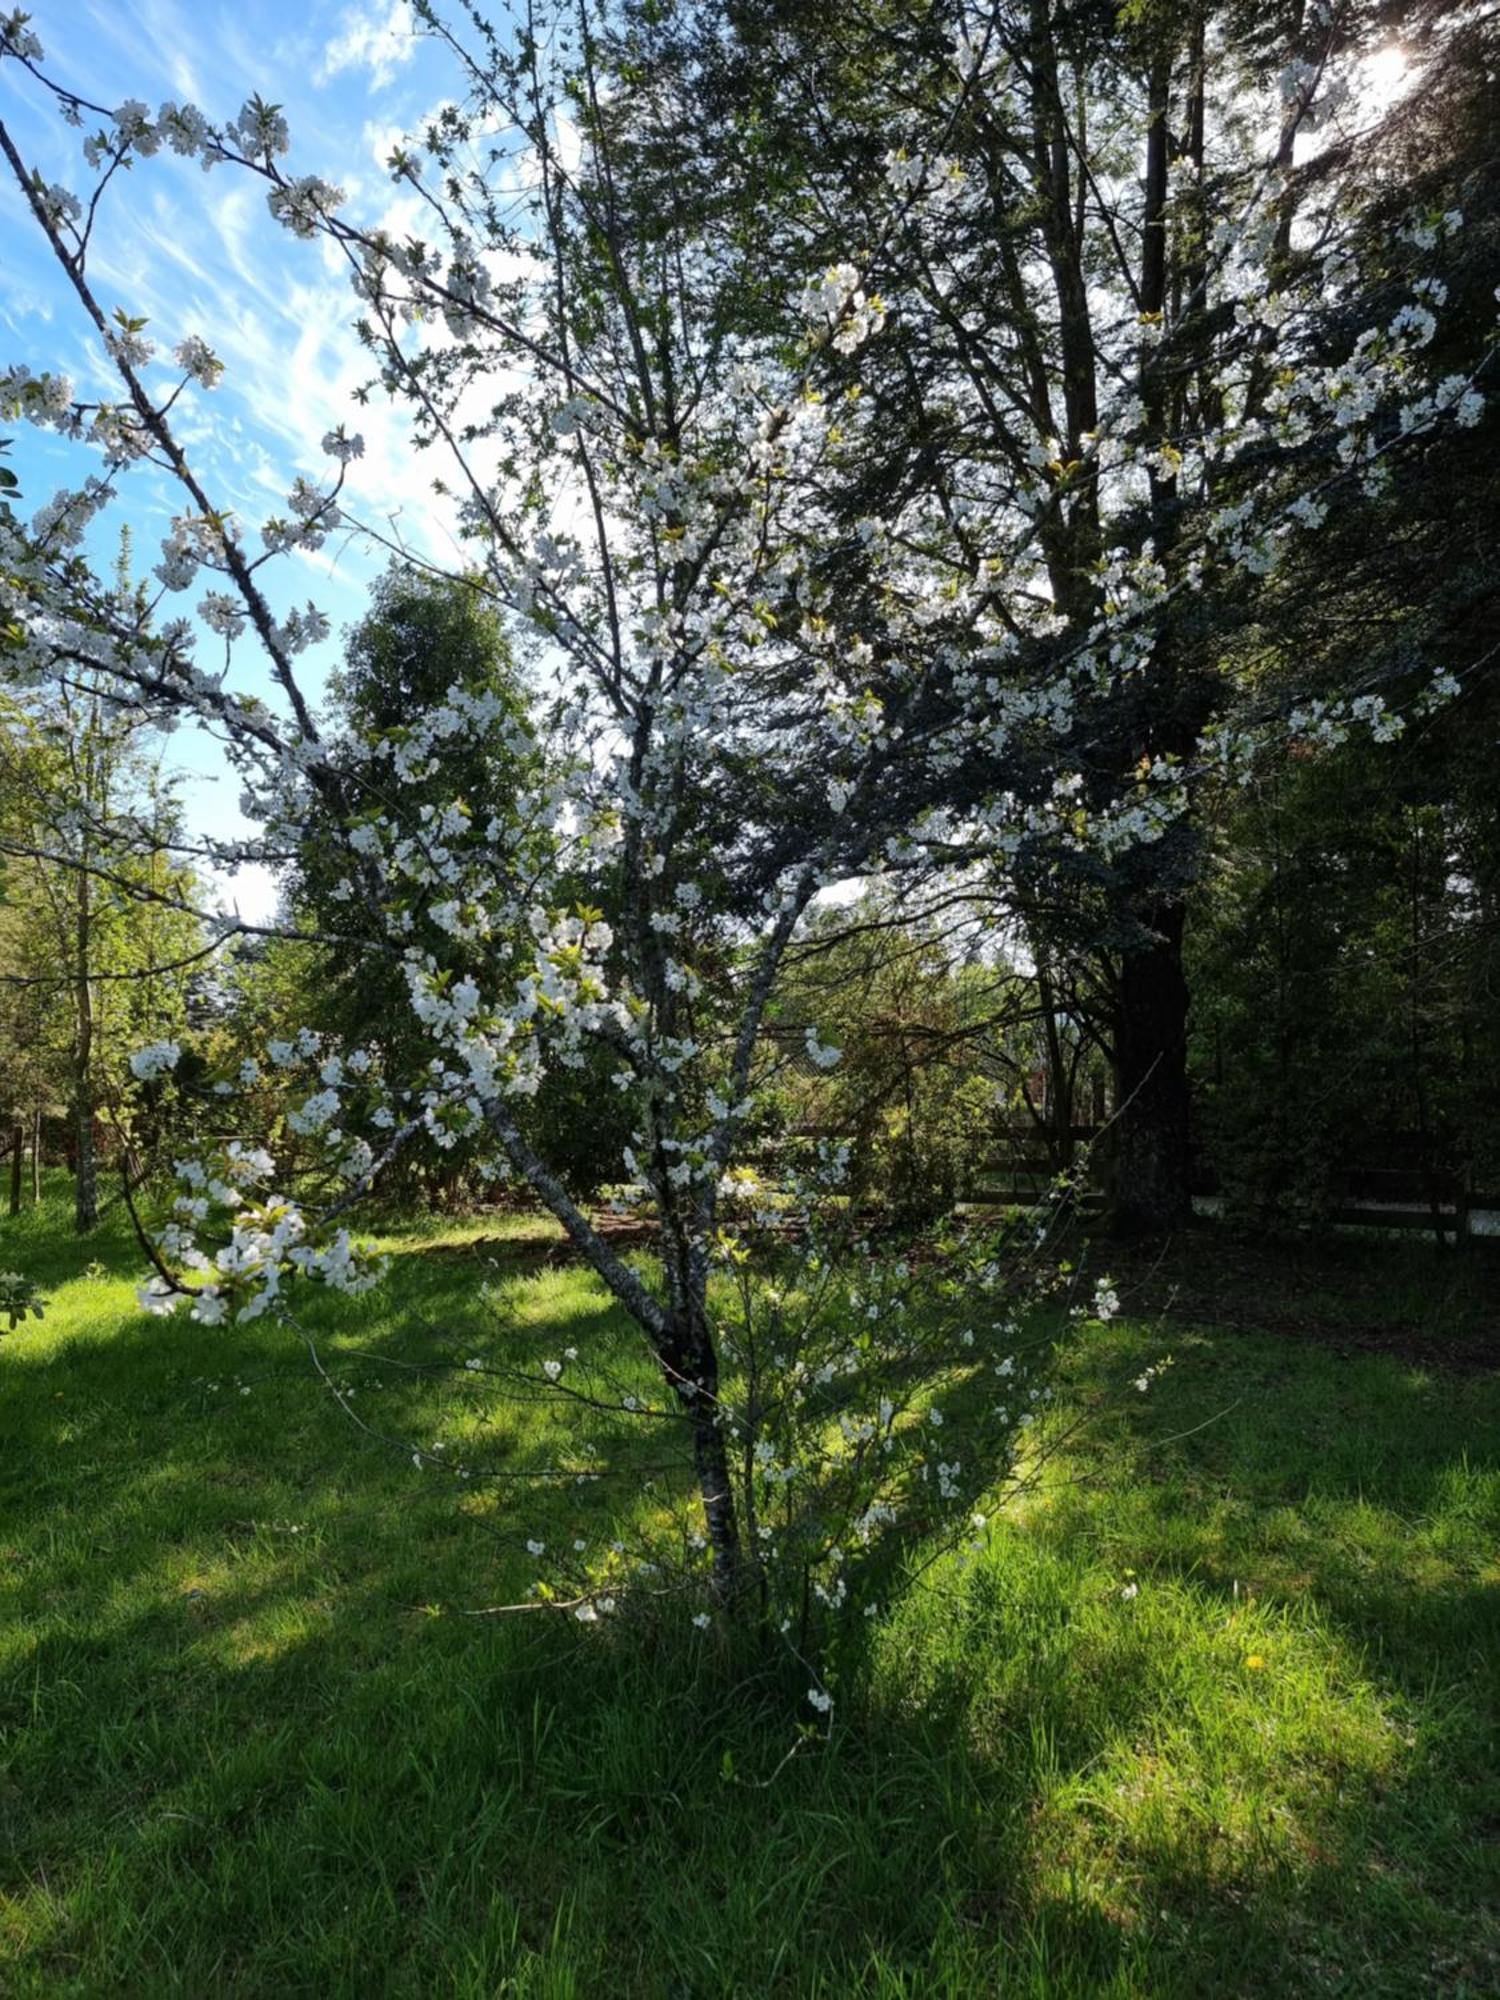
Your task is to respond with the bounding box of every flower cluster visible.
[129,1040,182,1081]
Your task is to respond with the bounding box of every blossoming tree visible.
[0,0,1489,1622]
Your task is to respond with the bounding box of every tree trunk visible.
[7,1123,21,1217]
[1035,955,1075,1174]
[73,1094,98,1234]
[73,853,98,1234]
[482,1093,748,1607]
[1110,901,1195,1235]
[30,1105,41,1203]
[668,1285,747,1609]
[689,1387,745,1607]
[1101,22,1197,1244]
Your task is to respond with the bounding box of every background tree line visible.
[12,548,1487,1241]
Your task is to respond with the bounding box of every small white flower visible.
[173,335,223,387]
[198,591,246,640]
[130,1040,181,1081]
[804,1030,842,1071]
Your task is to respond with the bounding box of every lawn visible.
[2,1182,1497,1996]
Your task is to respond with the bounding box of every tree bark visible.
[7,1123,21,1217]
[659,1275,746,1607]
[72,1094,98,1234]
[687,1358,745,1606]
[1109,901,1195,1235]
[30,1105,41,1203]
[72,843,98,1234]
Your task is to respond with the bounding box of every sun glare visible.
[1360,43,1415,116]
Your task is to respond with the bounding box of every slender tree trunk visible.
[73,865,98,1234]
[1036,955,1075,1173]
[30,1105,41,1203]
[1110,902,1195,1235]
[73,1094,98,1234]
[483,1092,748,1606]
[669,1273,746,1608]
[7,1123,21,1217]
[1027,0,1101,619]
[688,1375,744,1605]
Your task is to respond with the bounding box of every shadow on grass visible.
[1113,1221,1500,1373]
[2,1196,1498,1995]
[1038,1321,1500,1678]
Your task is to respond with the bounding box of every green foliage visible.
[522,1040,639,1202]
[766,897,1112,1224]
[1189,689,1500,1224]
[1176,19,1500,1228]
[240,564,634,1203]
[0,1266,43,1330]
[768,900,1012,1226]
[0,667,203,1225]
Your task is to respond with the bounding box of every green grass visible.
[2,1180,1497,1996]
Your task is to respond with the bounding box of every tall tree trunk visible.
[7,1122,21,1217]
[1035,953,1075,1174]
[1100,35,1197,1241]
[1110,901,1194,1235]
[1027,0,1101,620]
[30,1104,41,1203]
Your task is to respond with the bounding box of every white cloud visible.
[361,119,408,172]
[319,1,418,92]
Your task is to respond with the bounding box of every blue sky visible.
[2,2,478,917]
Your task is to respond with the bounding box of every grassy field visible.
[2,1181,1497,1996]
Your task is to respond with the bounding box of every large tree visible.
[643,0,1498,1228]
